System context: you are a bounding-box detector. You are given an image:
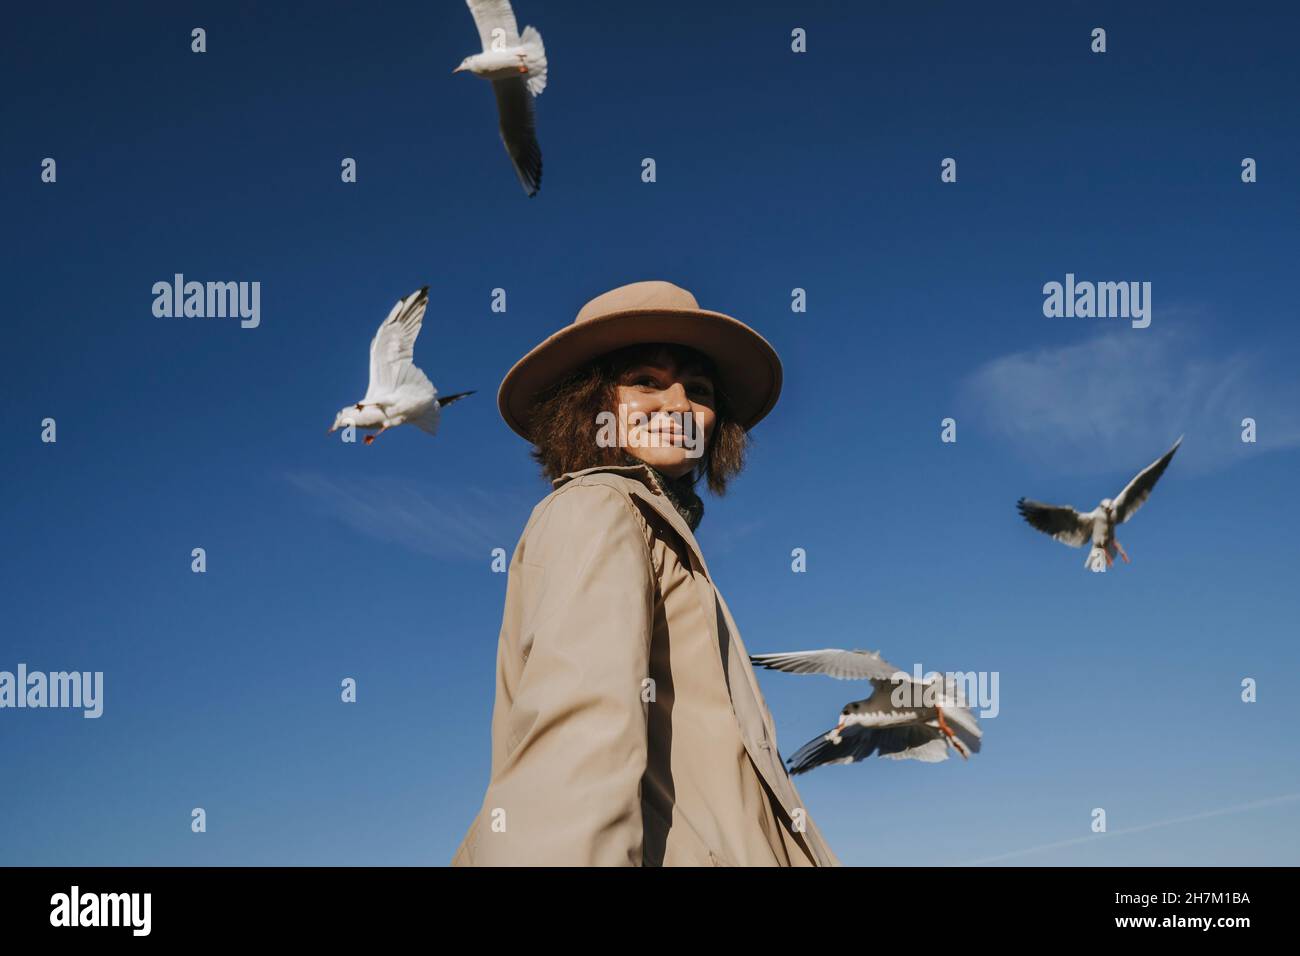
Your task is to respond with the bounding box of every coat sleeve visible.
[472,482,656,866]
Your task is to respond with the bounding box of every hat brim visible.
[497,307,783,442]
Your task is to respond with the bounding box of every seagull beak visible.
[835,715,847,732]
[452,65,464,74]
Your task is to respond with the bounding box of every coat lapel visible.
[554,465,831,865]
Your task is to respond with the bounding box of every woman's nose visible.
[660,382,691,412]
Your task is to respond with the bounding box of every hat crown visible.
[498,278,781,441]
[576,280,699,324]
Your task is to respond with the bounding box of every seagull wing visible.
[878,734,951,762]
[465,0,519,51]
[492,77,542,196]
[1112,436,1182,525]
[786,723,946,775]
[858,678,947,722]
[749,648,903,681]
[1016,498,1093,547]
[362,287,433,403]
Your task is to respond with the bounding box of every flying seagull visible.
[1017,436,1182,572]
[454,0,547,196]
[328,287,474,444]
[750,649,982,775]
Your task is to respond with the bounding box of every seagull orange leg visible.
[1115,539,1129,563]
[363,425,389,446]
[935,707,968,761]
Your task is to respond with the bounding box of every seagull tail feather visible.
[436,390,476,408]
[520,25,547,96]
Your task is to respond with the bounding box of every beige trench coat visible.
[451,463,840,866]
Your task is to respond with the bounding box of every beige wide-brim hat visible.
[498,280,783,442]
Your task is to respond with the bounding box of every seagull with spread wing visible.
[328,287,474,445]
[750,649,983,775]
[454,0,547,196]
[1016,436,1182,572]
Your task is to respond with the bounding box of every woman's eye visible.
[634,376,659,388]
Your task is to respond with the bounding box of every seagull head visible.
[328,409,357,434]
[837,702,860,730]
[1100,497,1113,509]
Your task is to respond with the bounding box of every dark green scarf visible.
[618,452,705,531]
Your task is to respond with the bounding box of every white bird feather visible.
[328,287,474,443]
[455,0,547,196]
[1017,436,1182,572]
[750,648,984,774]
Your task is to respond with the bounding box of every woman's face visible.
[613,350,716,479]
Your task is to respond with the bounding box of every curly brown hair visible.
[527,342,749,495]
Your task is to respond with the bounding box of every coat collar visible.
[552,462,667,494]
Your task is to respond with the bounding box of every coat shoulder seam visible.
[529,478,657,588]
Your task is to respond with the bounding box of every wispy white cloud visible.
[959,328,1300,475]
[960,791,1300,865]
[284,471,530,562]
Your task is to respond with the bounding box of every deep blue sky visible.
[3,1,1298,866]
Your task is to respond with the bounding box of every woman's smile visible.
[615,352,716,478]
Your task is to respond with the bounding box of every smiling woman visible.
[528,341,747,520]
[450,280,840,867]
